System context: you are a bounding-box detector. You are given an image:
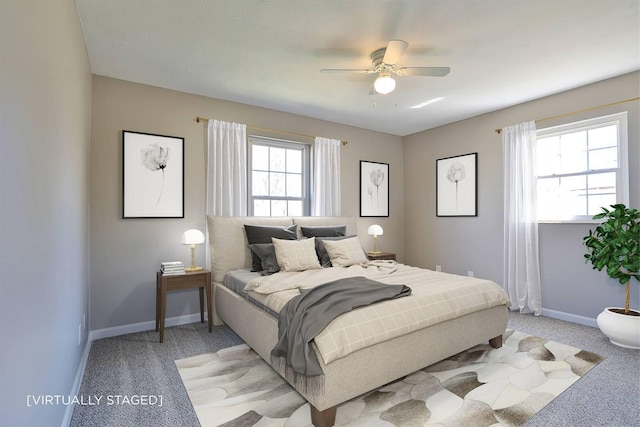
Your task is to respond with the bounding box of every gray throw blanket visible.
[270,276,411,392]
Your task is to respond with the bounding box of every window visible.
[248,136,310,216]
[536,112,628,222]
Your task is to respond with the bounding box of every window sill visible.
[537,219,600,224]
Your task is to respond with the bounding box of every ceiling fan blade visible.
[320,68,376,74]
[396,66,451,77]
[383,40,409,65]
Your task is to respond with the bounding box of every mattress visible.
[222,269,278,316]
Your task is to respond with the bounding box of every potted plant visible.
[583,203,639,349]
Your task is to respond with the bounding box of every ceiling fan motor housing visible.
[371,48,387,68]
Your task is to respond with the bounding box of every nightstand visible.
[155,269,212,343]
[367,252,396,261]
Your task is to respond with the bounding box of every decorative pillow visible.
[272,237,322,272]
[322,236,368,267]
[315,235,356,267]
[244,224,298,271]
[248,243,280,275]
[300,225,347,238]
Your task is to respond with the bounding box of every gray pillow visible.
[244,224,298,271]
[315,235,356,267]
[248,243,280,275]
[301,225,347,238]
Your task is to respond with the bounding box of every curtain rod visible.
[494,97,639,134]
[195,116,348,145]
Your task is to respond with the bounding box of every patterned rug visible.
[175,330,603,427]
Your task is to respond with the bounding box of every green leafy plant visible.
[584,204,640,315]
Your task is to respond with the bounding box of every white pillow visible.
[272,237,322,272]
[322,236,368,267]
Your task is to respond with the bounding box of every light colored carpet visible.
[175,330,603,427]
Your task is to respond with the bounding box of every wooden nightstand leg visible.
[199,287,205,323]
[155,272,160,331]
[159,277,167,343]
[205,272,212,333]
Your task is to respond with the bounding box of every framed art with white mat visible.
[436,152,477,217]
[360,160,389,217]
[123,130,184,218]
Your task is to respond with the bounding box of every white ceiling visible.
[76,0,640,136]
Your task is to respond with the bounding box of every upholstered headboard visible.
[207,215,359,282]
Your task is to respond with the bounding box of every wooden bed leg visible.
[489,335,503,348]
[310,404,337,427]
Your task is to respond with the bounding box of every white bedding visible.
[244,262,510,366]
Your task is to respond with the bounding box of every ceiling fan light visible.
[374,75,396,94]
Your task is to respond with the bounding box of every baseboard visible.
[541,308,598,328]
[60,337,92,427]
[89,312,205,341]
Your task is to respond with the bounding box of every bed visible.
[207,215,509,427]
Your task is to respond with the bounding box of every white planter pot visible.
[596,307,640,349]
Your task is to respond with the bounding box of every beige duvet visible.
[243,262,510,367]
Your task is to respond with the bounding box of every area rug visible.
[175,330,603,427]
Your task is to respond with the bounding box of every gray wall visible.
[0,1,92,425]
[90,76,404,330]
[404,72,640,320]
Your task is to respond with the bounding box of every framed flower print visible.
[436,152,477,217]
[360,160,389,217]
[122,130,184,218]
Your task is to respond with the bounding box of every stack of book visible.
[161,261,185,275]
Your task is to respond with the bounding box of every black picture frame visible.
[123,130,184,219]
[360,160,389,217]
[436,152,478,217]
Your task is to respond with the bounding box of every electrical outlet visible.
[435,265,442,272]
[78,324,82,345]
[467,271,474,277]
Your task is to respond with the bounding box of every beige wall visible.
[0,0,92,425]
[90,76,403,330]
[404,72,639,320]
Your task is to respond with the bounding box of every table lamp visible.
[367,224,383,254]
[182,229,205,271]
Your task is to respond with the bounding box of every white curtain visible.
[502,121,542,315]
[205,119,247,268]
[312,137,341,216]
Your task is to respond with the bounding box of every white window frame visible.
[247,135,311,216]
[536,112,629,223]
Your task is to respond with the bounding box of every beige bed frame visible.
[207,216,508,427]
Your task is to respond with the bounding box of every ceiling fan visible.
[320,40,450,95]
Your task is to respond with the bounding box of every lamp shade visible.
[374,75,396,94]
[181,229,205,245]
[367,224,383,236]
